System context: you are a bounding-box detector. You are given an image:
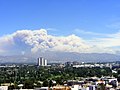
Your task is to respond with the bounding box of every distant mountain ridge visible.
[42,52,120,63]
[0,55,35,63]
[0,52,120,63]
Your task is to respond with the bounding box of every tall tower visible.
[38,57,47,66]
[44,59,47,66]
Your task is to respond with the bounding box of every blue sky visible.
[1,0,120,55]
[1,0,120,37]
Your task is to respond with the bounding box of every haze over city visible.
[0,0,120,62]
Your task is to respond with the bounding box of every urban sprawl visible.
[0,57,120,90]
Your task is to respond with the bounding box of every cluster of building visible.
[37,57,47,66]
[64,61,120,69]
[0,76,119,90]
[66,76,120,90]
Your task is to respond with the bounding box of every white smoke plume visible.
[0,29,119,55]
[12,29,90,53]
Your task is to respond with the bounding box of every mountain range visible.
[0,52,120,63]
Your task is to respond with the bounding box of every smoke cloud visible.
[0,29,119,55]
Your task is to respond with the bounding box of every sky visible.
[1,0,120,55]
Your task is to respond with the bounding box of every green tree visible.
[23,80,34,89]
[43,80,48,87]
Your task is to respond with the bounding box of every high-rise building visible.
[38,57,47,66]
[65,62,72,67]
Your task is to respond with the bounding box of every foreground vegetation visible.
[0,64,119,89]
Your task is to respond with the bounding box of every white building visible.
[34,87,49,90]
[0,86,8,90]
[38,57,47,66]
